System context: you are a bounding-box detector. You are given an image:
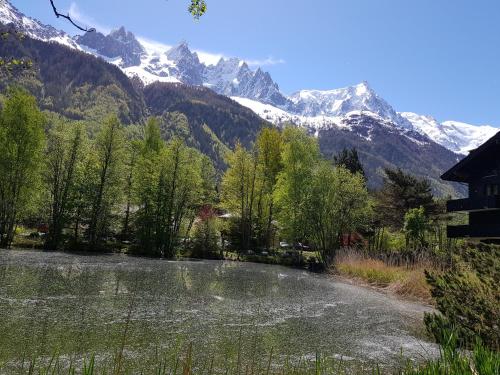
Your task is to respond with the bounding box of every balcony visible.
[447,225,469,238]
[447,196,500,212]
[447,224,500,239]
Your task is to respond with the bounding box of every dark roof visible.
[441,131,500,182]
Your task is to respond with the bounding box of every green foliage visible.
[309,164,370,264]
[221,142,258,251]
[0,88,45,247]
[255,127,283,249]
[188,0,207,19]
[144,83,266,170]
[134,119,212,257]
[191,207,220,258]
[274,126,320,244]
[402,330,500,375]
[44,118,87,249]
[0,33,147,125]
[333,147,365,179]
[377,168,435,230]
[424,243,500,350]
[404,206,429,250]
[221,128,283,252]
[86,115,126,247]
[221,126,370,264]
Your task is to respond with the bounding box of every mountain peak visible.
[110,26,132,40]
[167,42,197,62]
[75,26,144,67]
[354,81,374,96]
[0,0,79,49]
[288,82,413,130]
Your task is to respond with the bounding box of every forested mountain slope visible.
[0,26,462,195]
[0,26,147,124]
[0,28,268,169]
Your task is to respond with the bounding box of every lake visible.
[0,250,436,373]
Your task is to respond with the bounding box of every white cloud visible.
[136,36,172,55]
[66,5,284,69]
[68,2,111,33]
[245,57,286,67]
[195,49,225,66]
[137,37,224,65]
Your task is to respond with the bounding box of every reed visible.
[10,339,499,375]
[335,249,433,304]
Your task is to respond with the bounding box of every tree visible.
[255,128,283,249]
[192,206,220,258]
[134,119,164,254]
[0,89,45,248]
[44,120,86,250]
[404,206,429,250]
[0,32,32,72]
[309,164,370,264]
[161,139,205,257]
[377,168,435,229]
[274,126,320,246]
[121,139,141,240]
[221,142,258,251]
[134,121,209,257]
[87,115,125,247]
[333,147,365,180]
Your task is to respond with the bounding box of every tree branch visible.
[49,0,95,33]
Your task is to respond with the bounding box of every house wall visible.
[469,210,500,237]
[469,175,500,199]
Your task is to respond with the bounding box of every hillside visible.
[0,26,147,125]
[144,82,269,168]
[0,27,267,169]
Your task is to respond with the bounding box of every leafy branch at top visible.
[188,0,207,19]
[48,0,208,33]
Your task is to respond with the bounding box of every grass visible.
[6,339,498,374]
[335,251,433,304]
[402,333,500,375]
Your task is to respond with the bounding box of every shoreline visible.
[331,272,435,308]
[3,246,434,308]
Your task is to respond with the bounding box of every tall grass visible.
[12,347,355,375]
[10,338,499,375]
[401,332,500,375]
[334,249,434,304]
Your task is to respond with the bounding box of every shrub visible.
[191,207,221,259]
[424,242,499,350]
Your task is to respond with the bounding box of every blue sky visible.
[12,0,500,126]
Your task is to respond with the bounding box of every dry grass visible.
[335,251,433,304]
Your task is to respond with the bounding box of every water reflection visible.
[0,250,436,372]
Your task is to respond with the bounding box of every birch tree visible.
[0,89,45,248]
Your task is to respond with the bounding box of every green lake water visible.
[0,249,437,373]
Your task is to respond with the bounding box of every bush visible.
[191,208,221,259]
[424,242,499,350]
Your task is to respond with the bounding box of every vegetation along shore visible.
[0,89,498,373]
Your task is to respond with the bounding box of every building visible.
[441,131,500,240]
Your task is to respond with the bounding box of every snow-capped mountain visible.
[76,28,290,105]
[231,95,429,147]
[288,82,413,129]
[400,112,499,154]
[0,0,497,156]
[75,26,145,67]
[0,0,79,49]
